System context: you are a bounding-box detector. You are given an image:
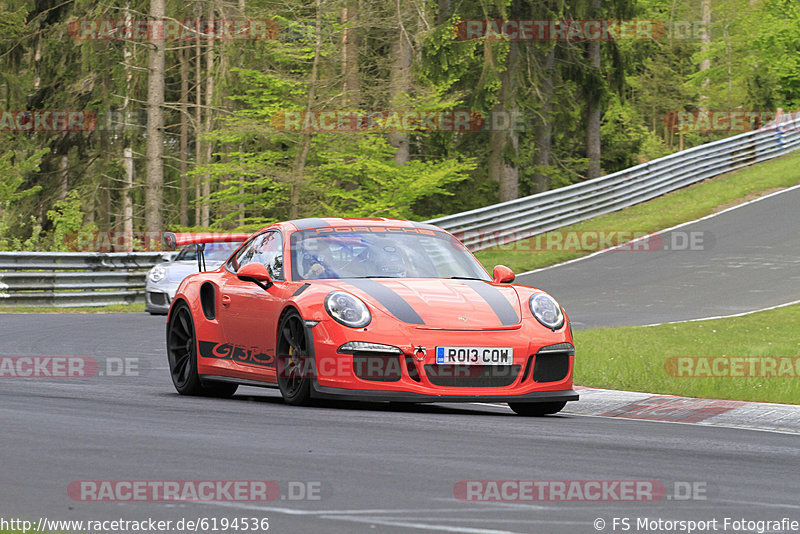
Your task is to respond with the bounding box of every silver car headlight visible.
[529,293,565,330]
[149,264,167,283]
[325,291,371,328]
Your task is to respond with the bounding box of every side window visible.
[227,238,256,272]
[230,231,284,280]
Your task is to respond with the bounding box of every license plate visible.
[435,346,513,365]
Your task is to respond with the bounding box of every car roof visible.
[258,217,443,234]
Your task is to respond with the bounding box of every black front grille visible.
[520,355,534,382]
[352,353,402,382]
[404,355,421,382]
[148,292,169,306]
[424,364,520,387]
[532,343,573,382]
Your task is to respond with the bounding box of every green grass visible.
[573,304,800,404]
[475,149,800,273]
[0,303,145,313]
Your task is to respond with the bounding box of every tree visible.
[145,0,166,232]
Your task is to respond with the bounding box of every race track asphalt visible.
[1,313,798,534]
[517,186,800,329]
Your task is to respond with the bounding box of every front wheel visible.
[166,302,238,397]
[508,401,567,416]
[276,310,313,406]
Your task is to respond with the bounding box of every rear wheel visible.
[276,310,313,406]
[167,302,238,397]
[508,401,567,416]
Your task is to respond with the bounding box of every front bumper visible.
[306,318,576,400]
[145,289,175,314]
[145,277,182,314]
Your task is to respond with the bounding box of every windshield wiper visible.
[448,276,485,280]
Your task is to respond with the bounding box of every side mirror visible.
[492,265,515,284]
[237,262,273,290]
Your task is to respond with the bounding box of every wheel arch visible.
[165,297,190,341]
[276,304,302,342]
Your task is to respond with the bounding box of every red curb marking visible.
[600,396,744,423]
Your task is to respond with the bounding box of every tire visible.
[508,401,567,416]
[276,310,313,406]
[166,302,238,397]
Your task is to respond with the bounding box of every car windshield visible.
[290,227,490,281]
[175,241,242,262]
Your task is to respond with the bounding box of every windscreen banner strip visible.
[291,218,332,230]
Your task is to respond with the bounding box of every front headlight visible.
[325,291,371,328]
[149,264,167,283]
[529,293,565,330]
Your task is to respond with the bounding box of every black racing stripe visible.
[461,280,519,326]
[292,283,311,297]
[345,279,425,325]
[291,218,332,230]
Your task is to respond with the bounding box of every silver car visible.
[145,241,243,315]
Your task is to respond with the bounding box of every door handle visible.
[221,294,231,308]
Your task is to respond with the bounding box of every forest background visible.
[1,0,798,250]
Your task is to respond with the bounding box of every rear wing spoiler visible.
[163,232,252,250]
[163,232,252,272]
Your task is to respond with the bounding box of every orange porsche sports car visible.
[165,218,578,416]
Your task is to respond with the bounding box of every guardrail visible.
[0,252,164,307]
[427,111,800,251]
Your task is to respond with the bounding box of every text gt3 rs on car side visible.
[165,218,578,416]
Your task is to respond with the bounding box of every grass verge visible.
[475,149,800,273]
[0,303,146,313]
[573,304,800,404]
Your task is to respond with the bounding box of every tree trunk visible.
[585,0,603,180]
[238,0,247,225]
[342,0,360,107]
[388,3,412,166]
[289,0,322,218]
[488,40,520,201]
[533,46,556,193]
[33,33,41,90]
[201,0,216,227]
[194,3,203,226]
[699,0,712,108]
[59,153,68,200]
[123,147,134,251]
[122,4,135,233]
[145,0,166,233]
[179,46,189,227]
[437,0,450,25]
